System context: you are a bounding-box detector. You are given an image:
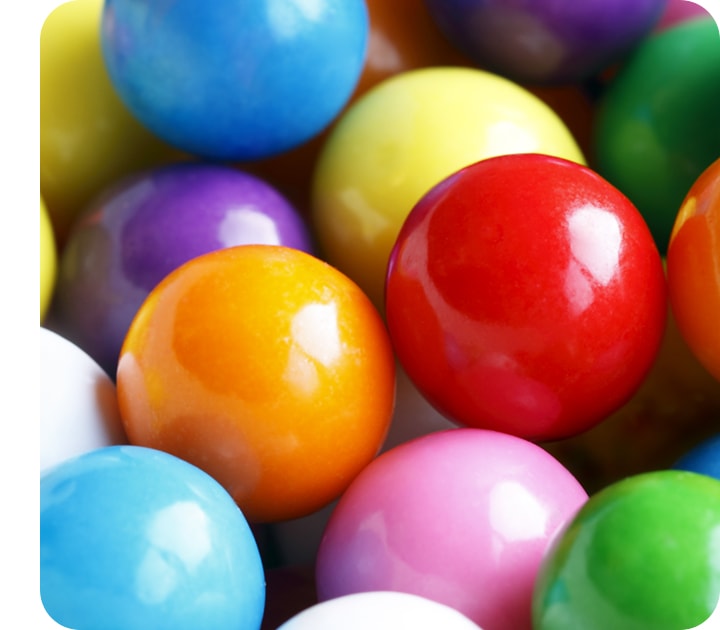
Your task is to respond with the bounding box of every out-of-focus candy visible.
[315,428,588,630]
[667,157,720,383]
[101,0,368,161]
[593,17,720,253]
[41,445,266,630]
[674,433,720,479]
[422,0,667,84]
[656,0,711,30]
[116,245,396,523]
[50,162,312,377]
[278,591,484,630]
[385,153,667,442]
[312,66,585,309]
[40,0,185,244]
[40,327,126,472]
[533,470,720,629]
[40,198,57,322]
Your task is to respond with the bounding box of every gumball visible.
[315,428,588,630]
[50,162,312,377]
[312,66,585,309]
[593,18,720,253]
[667,157,720,383]
[386,153,667,442]
[100,0,368,161]
[41,445,265,630]
[278,591,483,630]
[40,198,57,322]
[656,0,711,30]
[422,0,667,85]
[40,327,126,472]
[533,470,720,629]
[674,433,720,479]
[40,0,185,244]
[116,245,396,523]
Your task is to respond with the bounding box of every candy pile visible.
[39,1,720,628]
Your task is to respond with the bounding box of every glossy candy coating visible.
[315,428,588,630]
[116,245,396,523]
[312,66,585,309]
[674,433,720,479]
[51,162,312,377]
[101,0,368,161]
[40,328,126,472]
[40,198,57,322]
[385,153,667,442]
[422,0,667,84]
[533,470,720,629]
[594,18,720,253]
[41,445,266,630]
[667,157,720,383]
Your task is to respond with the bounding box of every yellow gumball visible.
[40,198,58,322]
[312,66,586,310]
[40,0,187,244]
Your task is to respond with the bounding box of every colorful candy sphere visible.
[51,162,312,377]
[278,591,483,630]
[385,153,667,441]
[593,17,720,253]
[422,0,667,84]
[40,0,183,244]
[533,470,720,629]
[100,0,368,161]
[667,157,720,383]
[315,428,588,630]
[40,327,126,472]
[312,66,585,308]
[116,245,396,523]
[41,445,266,630]
[40,197,57,322]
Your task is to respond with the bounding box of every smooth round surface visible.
[667,157,720,383]
[279,591,483,630]
[41,445,266,630]
[51,162,312,377]
[315,428,588,630]
[533,470,720,629]
[656,0,710,30]
[40,197,57,322]
[40,0,183,243]
[116,245,396,523]
[101,0,368,160]
[674,433,720,479]
[385,153,667,441]
[312,66,585,308]
[423,0,667,84]
[593,18,720,253]
[40,328,126,472]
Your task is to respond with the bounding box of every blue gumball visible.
[673,433,720,480]
[41,445,266,630]
[100,0,369,161]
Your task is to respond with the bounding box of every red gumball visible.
[385,153,667,441]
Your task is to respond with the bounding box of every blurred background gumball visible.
[315,428,588,630]
[421,0,668,84]
[673,433,720,480]
[40,198,57,323]
[312,66,585,310]
[116,245,396,523]
[278,591,484,630]
[533,470,720,629]
[40,0,187,246]
[41,445,266,630]
[40,327,126,472]
[48,162,312,378]
[100,0,368,161]
[593,17,720,254]
[655,0,711,30]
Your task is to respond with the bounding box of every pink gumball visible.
[315,428,588,630]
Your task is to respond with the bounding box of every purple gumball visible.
[423,0,668,84]
[50,162,314,377]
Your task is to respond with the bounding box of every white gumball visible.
[278,591,483,630]
[40,327,127,471]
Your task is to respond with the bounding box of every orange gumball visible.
[116,245,396,523]
[667,157,720,383]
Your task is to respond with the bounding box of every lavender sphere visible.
[51,162,313,376]
[423,0,668,84]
